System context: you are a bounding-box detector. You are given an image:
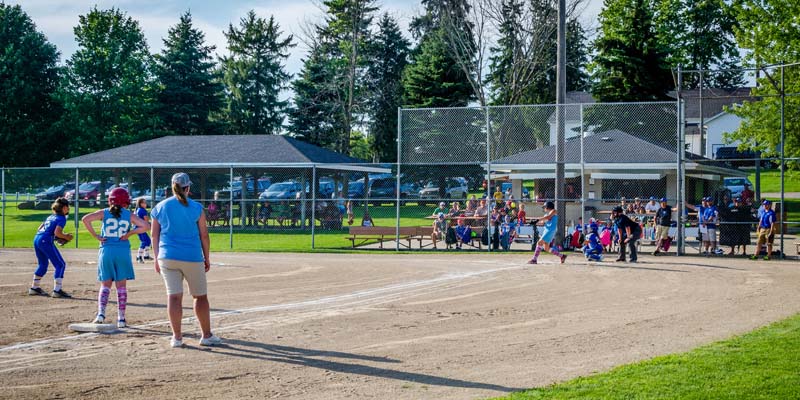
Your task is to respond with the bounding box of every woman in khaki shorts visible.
[151,173,221,348]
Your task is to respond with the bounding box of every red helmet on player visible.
[108,187,131,207]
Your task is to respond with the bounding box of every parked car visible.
[64,181,103,206]
[35,183,75,201]
[418,177,469,205]
[215,177,271,200]
[715,147,772,167]
[260,181,303,200]
[723,177,754,198]
[346,181,365,199]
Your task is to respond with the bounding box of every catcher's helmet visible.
[108,187,131,208]
[612,205,624,214]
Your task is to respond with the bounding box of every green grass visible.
[0,201,437,252]
[494,313,800,400]
[747,169,800,193]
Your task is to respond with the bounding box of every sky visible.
[8,0,605,79]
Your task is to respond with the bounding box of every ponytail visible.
[172,182,188,206]
[110,204,122,218]
[51,198,69,215]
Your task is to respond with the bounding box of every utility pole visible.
[555,0,566,243]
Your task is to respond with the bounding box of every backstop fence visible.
[1,63,798,257]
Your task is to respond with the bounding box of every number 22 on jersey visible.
[103,218,131,238]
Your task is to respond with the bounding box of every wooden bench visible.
[346,226,418,249]
[411,226,485,249]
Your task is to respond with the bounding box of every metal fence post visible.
[485,106,492,252]
[676,66,685,256]
[311,165,316,249]
[580,104,586,227]
[229,166,233,249]
[396,108,402,251]
[1,168,5,248]
[74,168,80,248]
[779,64,786,258]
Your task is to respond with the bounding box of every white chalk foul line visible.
[0,265,519,355]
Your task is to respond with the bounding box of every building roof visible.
[545,91,597,122]
[668,87,757,120]
[491,130,678,165]
[51,135,366,168]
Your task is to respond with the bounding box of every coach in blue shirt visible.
[751,200,776,261]
[151,172,221,348]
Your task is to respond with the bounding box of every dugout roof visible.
[50,135,388,173]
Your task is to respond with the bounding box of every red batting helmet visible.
[108,187,131,208]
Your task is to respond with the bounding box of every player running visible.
[134,197,152,263]
[82,188,149,328]
[28,198,74,298]
[528,201,567,264]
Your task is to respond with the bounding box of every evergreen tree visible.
[220,11,294,135]
[0,4,63,166]
[402,30,473,108]
[289,43,340,148]
[61,7,157,155]
[155,11,225,136]
[366,14,409,162]
[655,0,743,88]
[590,0,673,102]
[566,19,590,93]
[487,0,524,106]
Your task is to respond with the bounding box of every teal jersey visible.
[101,208,132,249]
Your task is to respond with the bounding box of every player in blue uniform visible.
[134,197,152,263]
[582,222,604,262]
[82,188,149,328]
[528,201,567,264]
[28,198,74,298]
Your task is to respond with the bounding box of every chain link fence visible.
[1,64,797,256]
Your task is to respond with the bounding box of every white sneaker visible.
[170,337,183,348]
[199,334,222,346]
[92,314,105,324]
[117,320,127,328]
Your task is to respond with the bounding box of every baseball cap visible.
[734,197,741,202]
[439,202,446,207]
[762,199,771,205]
[612,205,624,213]
[438,212,445,218]
[649,196,656,200]
[543,201,555,210]
[171,172,192,188]
[660,197,668,202]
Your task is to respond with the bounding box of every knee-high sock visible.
[98,287,110,317]
[117,287,127,321]
[143,246,150,258]
[533,246,542,260]
[550,246,562,257]
[54,278,63,292]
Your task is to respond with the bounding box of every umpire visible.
[612,206,642,263]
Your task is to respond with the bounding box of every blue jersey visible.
[35,214,66,241]
[759,209,776,229]
[585,232,602,251]
[136,207,148,221]
[101,208,132,249]
[151,196,204,262]
[702,206,718,229]
[543,214,558,231]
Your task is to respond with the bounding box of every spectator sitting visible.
[517,203,527,224]
[644,197,660,214]
[361,211,374,227]
[449,201,463,217]
[475,199,488,217]
[432,201,448,216]
[257,202,272,227]
[431,213,448,249]
[276,201,291,226]
[454,218,472,250]
[466,195,478,213]
[506,195,517,211]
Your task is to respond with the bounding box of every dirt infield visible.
[1,249,799,400]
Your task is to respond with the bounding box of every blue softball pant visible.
[33,237,66,279]
[138,233,151,248]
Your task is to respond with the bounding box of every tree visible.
[724,0,800,161]
[366,14,409,162]
[0,4,63,166]
[486,0,588,106]
[289,42,340,148]
[155,11,225,136]
[402,30,473,108]
[655,0,744,88]
[61,7,157,155]
[220,11,294,135]
[590,0,673,102]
